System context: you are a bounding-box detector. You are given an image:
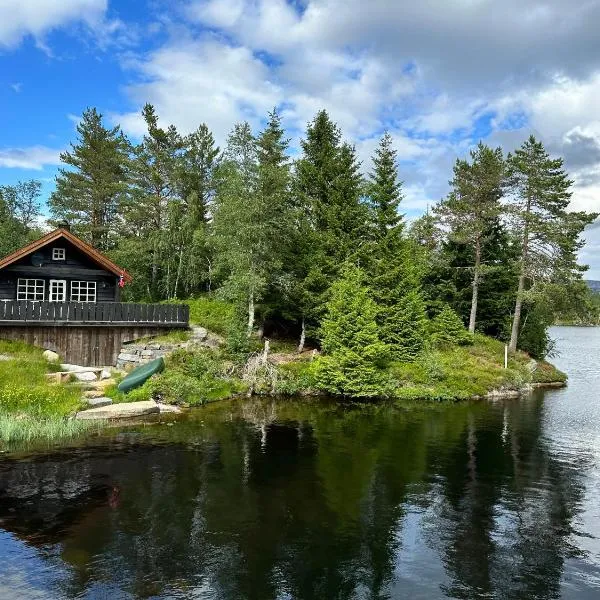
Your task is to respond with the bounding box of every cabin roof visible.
[0,228,132,282]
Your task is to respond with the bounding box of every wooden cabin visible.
[0,227,131,303]
[0,228,189,366]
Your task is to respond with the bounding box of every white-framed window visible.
[52,248,66,261]
[49,280,67,302]
[17,278,45,301]
[71,281,97,303]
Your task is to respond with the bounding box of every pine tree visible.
[506,136,597,351]
[176,124,220,296]
[179,123,219,227]
[435,143,505,333]
[49,108,130,250]
[313,264,390,397]
[125,104,184,299]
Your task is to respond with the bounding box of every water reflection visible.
[0,385,595,599]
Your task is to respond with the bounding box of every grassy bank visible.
[0,340,98,446]
[117,298,567,405]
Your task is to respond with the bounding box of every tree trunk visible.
[297,317,306,353]
[173,247,184,299]
[247,292,255,338]
[509,199,531,352]
[468,238,481,334]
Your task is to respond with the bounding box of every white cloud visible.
[0,0,107,48]
[0,146,62,170]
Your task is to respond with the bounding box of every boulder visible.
[157,403,182,414]
[191,326,208,341]
[42,350,60,363]
[100,368,112,380]
[60,364,100,373]
[76,400,160,420]
[75,371,97,382]
[118,353,138,363]
[141,350,154,358]
[83,390,105,399]
[88,378,117,391]
[85,397,113,408]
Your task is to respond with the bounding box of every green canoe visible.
[118,357,165,393]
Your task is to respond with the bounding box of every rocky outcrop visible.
[116,326,223,368]
[76,400,160,420]
[75,400,181,419]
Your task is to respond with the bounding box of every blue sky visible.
[1,0,600,274]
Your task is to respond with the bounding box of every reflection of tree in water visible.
[0,395,589,599]
[427,393,588,600]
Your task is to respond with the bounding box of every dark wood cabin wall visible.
[0,239,119,301]
[0,325,176,366]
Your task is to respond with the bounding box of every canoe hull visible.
[118,357,165,393]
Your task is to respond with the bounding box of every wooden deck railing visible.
[0,300,189,327]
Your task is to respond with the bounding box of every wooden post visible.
[504,344,508,369]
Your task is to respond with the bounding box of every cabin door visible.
[49,280,67,302]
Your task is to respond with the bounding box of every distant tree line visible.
[1,105,597,362]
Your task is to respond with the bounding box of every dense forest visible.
[1,105,597,375]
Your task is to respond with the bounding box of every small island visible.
[0,106,592,443]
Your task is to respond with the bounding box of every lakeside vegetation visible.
[0,341,100,446]
[0,103,590,426]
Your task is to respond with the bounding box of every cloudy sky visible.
[1,0,600,274]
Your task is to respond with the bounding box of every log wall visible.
[0,325,180,366]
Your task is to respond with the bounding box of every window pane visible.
[17,279,44,301]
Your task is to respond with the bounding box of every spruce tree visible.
[313,264,390,397]
[506,136,597,352]
[49,108,130,250]
[435,143,505,333]
[430,305,473,347]
[366,133,427,361]
[368,132,403,236]
[294,111,369,335]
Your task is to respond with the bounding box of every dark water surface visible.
[2,326,600,599]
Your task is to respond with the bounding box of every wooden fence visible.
[0,300,189,327]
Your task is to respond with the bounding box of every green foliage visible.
[49,107,130,250]
[506,135,598,351]
[184,296,236,334]
[430,305,473,347]
[0,341,81,417]
[383,289,429,361]
[313,264,391,397]
[0,415,100,446]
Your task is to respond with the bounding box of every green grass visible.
[0,414,101,445]
[180,296,236,335]
[0,341,82,417]
[0,340,102,447]
[135,329,192,345]
[389,334,566,401]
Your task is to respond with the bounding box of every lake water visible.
[1,326,600,599]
